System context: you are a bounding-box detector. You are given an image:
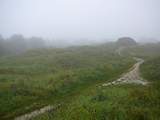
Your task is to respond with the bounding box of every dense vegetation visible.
[0,40,160,120]
[0,44,134,120]
[34,84,159,120]
[124,43,160,59]
[0,34,46,56]
[32,43,160,120]
[141,57,160,81]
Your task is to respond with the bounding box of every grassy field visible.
[0,42,160,120]
[0,44,135,120]
[32,43,160,120]
[34,84,159,120]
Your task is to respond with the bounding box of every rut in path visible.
[102,57,148,86]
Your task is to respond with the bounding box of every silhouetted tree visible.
[0,35,6,55]
[7,34,27,54]
[28,37,46,49]
[0,34,47,56]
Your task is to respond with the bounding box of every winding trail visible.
[102,57,148,86]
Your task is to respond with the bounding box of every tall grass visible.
[32,50,160,120]
[0,44,134,120]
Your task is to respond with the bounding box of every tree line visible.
[0,34,46,56]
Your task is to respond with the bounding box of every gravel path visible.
[102,57,148,86]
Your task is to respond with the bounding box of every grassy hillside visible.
[0,44,134,120]
[124,43,160,59]
[1,42,159,120]
[32,44,160,120]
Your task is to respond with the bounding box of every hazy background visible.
[0,0,160,42]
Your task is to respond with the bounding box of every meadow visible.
[32,43,160,120]
[0,42,160,120]
[0,43,134,120]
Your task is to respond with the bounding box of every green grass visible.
[1,42,160,120]
[124,43,160,59]
[32,44,160,120]
[34,84,159,120]
[34,61,160,120]
[0,44,134,120]
[141,57,160,81]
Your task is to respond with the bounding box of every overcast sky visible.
[0,0,160,41]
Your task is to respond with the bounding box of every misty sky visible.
[0,0,160,40]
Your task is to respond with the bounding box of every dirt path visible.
[102,57,148,86]
[14,104,61,120]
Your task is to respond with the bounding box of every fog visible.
[0,0,160,42]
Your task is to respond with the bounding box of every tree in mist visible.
[6,34,27,54]
[28,37,46,49]
[0,34,47,56]
[0,35,6,55]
